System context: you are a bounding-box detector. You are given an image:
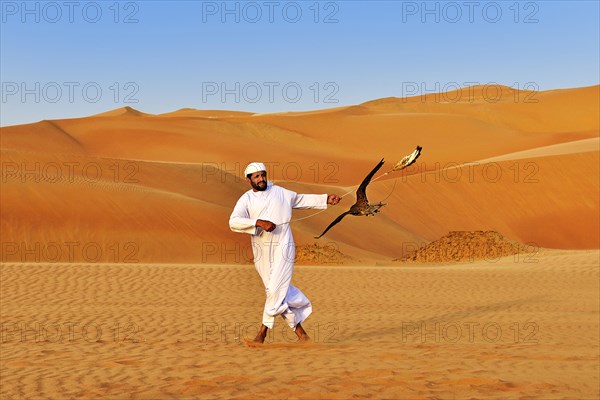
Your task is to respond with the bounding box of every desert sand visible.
[1,249,598,399]
[1,85,599,398]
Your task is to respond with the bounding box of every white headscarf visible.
[244,162,266,177]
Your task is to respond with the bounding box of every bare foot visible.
[245,324,268,346]
[295,323,311,342]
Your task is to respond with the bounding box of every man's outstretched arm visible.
[292,193,341,209]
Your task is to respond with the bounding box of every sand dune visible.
[477,137,599,162]
[158,108,255,118]
[93,106,151,118]
[396,230,538,263]
[1,145,596,263]
[361,85,600,133]
[1,85,598,264]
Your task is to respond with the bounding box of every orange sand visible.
[1,85,599,398]
[1,85,598,263]
[1,250,598,399]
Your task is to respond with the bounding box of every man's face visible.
[248,170,267,191]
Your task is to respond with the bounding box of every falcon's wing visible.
[356,158,385,204]
[314,211,352,239]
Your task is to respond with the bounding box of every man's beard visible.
[251,180,267,191]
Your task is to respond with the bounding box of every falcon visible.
[314,158,386,239]
[314,146,422,239]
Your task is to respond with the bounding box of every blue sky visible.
[1,0,599,126]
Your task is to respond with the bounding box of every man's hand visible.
[256,219,276,232]
[327,194,342,205]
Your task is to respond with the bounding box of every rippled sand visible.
[1,249,598,399]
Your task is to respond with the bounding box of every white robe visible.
[229,181,327,330]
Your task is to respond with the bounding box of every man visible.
[229,162,341,344]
